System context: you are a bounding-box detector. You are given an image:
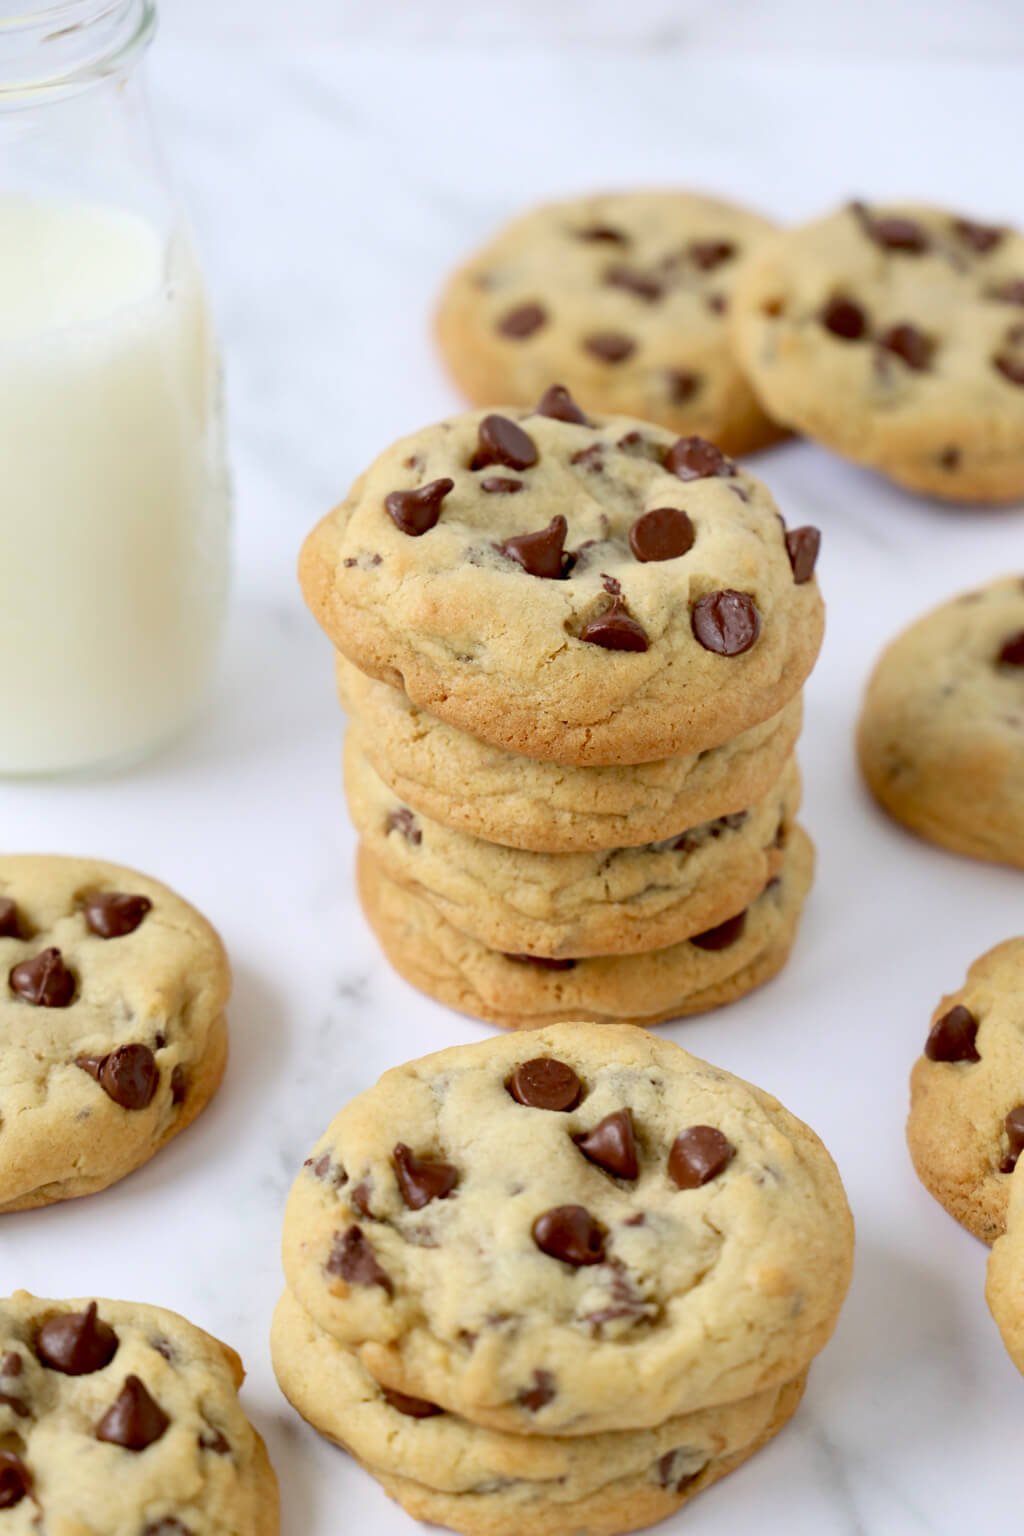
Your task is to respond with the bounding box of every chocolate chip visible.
[987,278,1024,305]
[0,898,19,938]
[350,1179,374,1217]
[855,205,929,253]
[1001,1106,1024,1173]
[878,322,934,371]
[517,1369,556,1411]
[9,947,75,1007]
[657,1449,705,1493]
[170,1065,188,1107]
[665,369,701,404]
[507,1057,582,1111]
[616,431,664,463]
[0,1354,21,1377]
[95,1375,169,1451]
[953,216,1004,254]
[994,353,1024,387]
[604,265,663,302]
[199,1424,230,1454]
[480,476,524,494]
[386,807,422,845]
[472,415,538,472]
[706,293,728,315]
[785,526,821,584]
[393,1143,458,1210]
[669,1126,736,1189]
[385,478,454,537]
[498,515,571,580]
[574,1110,638,1180]
[998,630,1024,667]
[822,296,868,341]
[575,224,628,244]
[665,436,735,481]
[327,1226,393,1293]
[36,1302,118,1376]
[0,1393,29,1418]
[925,1004,980,1063]
[569,443,604,470]
[688,238,736,271]
[690,910,747,951]
[691,590,761,656]
[76,1045,159,1111]
[535,384,588,424]
[83,891,152,939]
[532,1205,606,1266]
[582,332,635,364]
[505,953,577,971]
[381,1385,444,1418]
[629,507,695,563]
[0,1453,31,1509]
[939,446,961,471]
[498,302,547,339]
[579,597,649,652]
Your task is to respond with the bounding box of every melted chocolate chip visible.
[665,369,701,404]
[199,1424,231,1453]
[575,224,628,244]
[95,1375,169,1451]
[574,1110,638,1180]
[854,205,929,253]
[998,630,1024,667]
[669,1126,736,1189]
[665,436,735,481]
[616,431,664,463]
[0,1353,22,1377]
[517,1369,556,1411]
[170,1065,188,1107]
[0,898,19,938]
[570,443,605,470]
[582,332,635,364]
[878,322,934,371]
[579,597,649,652]
[36,1302,118,1376]
[480,476,524,494]
[385,478,454,537]
[629,507,695,563]
[0,1452,31,1509]
[535,384,588,424]
[925,1004,980,1063]
[822,296,868,341]
[9,947,75,1007]
[994,353,1024,387]
[1001,1106,1024,1173]
[507,1057,582,1111]
[498,302,547,339]
[350,1180,375,1218]
[381,1385,444,1418]
[532,1205,606,1266]
[688,238,736,271]
[604,265,663,302]
[785,526,821,584]
[83,891,152,939]
[498,515,571,579]
[0,1393,29,1418]
[386,807,422,845]
[327,1226,393,1293]
[953,217,1004,254]
[691,910,747,950]
[691,590,761,656]
[987,278,1024,305]
[706,293,728,315]
[76,1044,159,1111]
[392,1143,459,1210]
[472,415,538,472]
[505,952,577,971]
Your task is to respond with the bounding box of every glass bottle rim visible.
[0,0,156,100]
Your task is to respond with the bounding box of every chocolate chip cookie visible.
[987,1162,1024,1373]
[300,397,824,766]
[732,200,1024,502]
[858,576,1024,869]
[281,1020,851,1437]
[355,824,813,1028]
[346,736,799,958]
[338,655,804,853]
[436,191,785,457]
[271,1289,807,1536]
[0,856,229,1214]
[0,1291,278,1530]
[908,939,1024,1244]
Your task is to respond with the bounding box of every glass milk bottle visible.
[0,0,229,775]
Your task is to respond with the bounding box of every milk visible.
[0,199,229,774]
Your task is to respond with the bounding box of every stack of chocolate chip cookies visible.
[272,1025,854,1536]
[300,388,824,1027]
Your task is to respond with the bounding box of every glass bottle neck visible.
[0,0,155,102]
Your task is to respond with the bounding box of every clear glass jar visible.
[0,0,230,775]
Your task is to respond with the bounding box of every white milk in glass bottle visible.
[0,1,229,775]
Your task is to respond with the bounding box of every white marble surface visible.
[2,25,1024,1536]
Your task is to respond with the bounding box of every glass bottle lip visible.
[0,0,156,101]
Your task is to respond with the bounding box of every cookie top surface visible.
[732,201,1024,502]
[858,575,1024,869]
[0,1292,277,1532]
[987,1160,1024,1374]
[300,401,823,765]
[908,938,1024,1244]
[282,1021,852,1432]
[0,855,230,1211]
[436,190,782,455]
